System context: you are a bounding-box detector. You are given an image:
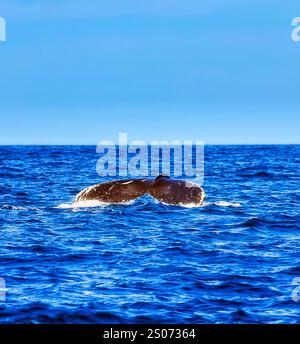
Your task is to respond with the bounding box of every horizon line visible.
[0,143,299,146]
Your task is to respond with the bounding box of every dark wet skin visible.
[75,176,205,206]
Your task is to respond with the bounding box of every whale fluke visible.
[75,176,205,206]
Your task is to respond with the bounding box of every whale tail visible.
[75,176,205,206]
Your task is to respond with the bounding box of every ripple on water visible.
[0,145,299,323]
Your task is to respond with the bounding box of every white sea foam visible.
[204,201,241,208]
[55,199,135,209]
[157,200,202,208]
[55,200,108,209]
[56,196,240,210]
[176,202,203,208]
[1,204,28,210]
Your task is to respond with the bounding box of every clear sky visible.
[0,0,299,144]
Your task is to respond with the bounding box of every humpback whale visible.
[75,176,205,206]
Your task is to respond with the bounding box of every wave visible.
[0,204,28,211]
[56,198,241,210]
[0,204,44,212]
[203,201,241,208]
[149,196,202,208]
[241,171,274,178]
[239,217,265,227]
[2,199,241,212]
[55,199,135,209]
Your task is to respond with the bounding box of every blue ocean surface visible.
[0,145,299,324]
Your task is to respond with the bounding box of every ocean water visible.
[0,145,299,324]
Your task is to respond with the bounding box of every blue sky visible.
[0,0,299,144]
